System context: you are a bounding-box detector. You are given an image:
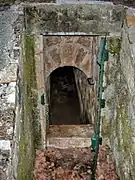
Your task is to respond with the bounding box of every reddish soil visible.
[34,145,119,180]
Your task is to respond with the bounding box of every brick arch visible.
[45,66,88,104]
[44,36,98,78]
[48,65,88,79]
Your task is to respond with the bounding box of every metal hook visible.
[87,77,95,85]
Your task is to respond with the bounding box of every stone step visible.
[48,124,94,138]
[47,137,91,148]
[47,124,94,148]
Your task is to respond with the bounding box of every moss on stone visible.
[112,106,132,152]
[121,113,133,152]
[108,37,122,56]
[101,117,111,138]
[102,38,135,179]
[18,34,41,180]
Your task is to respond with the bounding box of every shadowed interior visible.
[49,66,89,125]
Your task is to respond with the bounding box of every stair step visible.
[47,137,91,148]
[48,124,94,138]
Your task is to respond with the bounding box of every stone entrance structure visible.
[35,35,99,148]
[30,3,124,148]
[1,1,135,180]
[2,2,134,180]
[44,36,99,126]
[14,2,125,180]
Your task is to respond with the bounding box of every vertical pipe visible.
[91,37,106,180]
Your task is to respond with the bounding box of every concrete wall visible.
[102,8,135,180]
[24,3,125,35]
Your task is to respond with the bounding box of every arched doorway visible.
[47,66,94,125]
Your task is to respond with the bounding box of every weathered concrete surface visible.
[16,34,42,180]
[49,125,94,137]
[101,8,135,180]
[48,137,92,148]
[24,3,125,35]
[48,124,94,148]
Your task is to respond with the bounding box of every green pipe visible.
[91,37,107,180]
[96,37,106,135]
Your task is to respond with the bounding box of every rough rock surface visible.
[0,4,21,180]
[113,0,135,7]
[34,145,119,180]
[0,150,10,180]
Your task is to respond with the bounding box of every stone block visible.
[24,3,125,34]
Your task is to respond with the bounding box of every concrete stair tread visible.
[49,124,94,138]
[47,137,91,148]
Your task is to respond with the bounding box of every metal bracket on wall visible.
[100,99,106,108]
[87,77,95,85]
[103,49,109,61]
[41,93,45,105]
[91,135,103,152]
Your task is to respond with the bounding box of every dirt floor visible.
[34,145,119,180]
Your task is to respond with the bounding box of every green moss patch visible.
[108,37,122,56]
[18,35,41,180]
[102,40,135,179]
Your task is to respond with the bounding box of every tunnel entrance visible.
[49,66,89,125]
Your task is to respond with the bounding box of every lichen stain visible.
[18,35,41,180]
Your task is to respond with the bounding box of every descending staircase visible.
[47,124,94,148]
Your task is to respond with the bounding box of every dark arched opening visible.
[48,66,91,125]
